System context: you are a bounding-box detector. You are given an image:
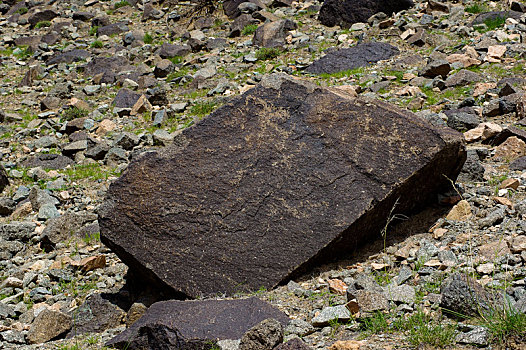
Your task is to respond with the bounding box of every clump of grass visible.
[13,46,32,60]
[62,107,89,121]
[242,24,258,36]
[89,26,99,36]
[465,4,487,14]
[90,40,103,48]
[166,67,190,82]
[63,163,119,181]
[114,0,130,9]
[255,47,281,61]
[190,100,217,118]
[143,33,153,44]
[404,310,457,348]
[480,302,526,343]
[83,232,100,244]
[169,56,184,65]
[35,20,51,28]
[361,311,391,335]
[476,16,506,33]
[16,7,28,14]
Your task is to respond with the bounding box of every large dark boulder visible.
[99,74,466,298]
[22,154,74,170]
[0,165,8,194]
[106,298,289,350]
[46,49,91,65]
[305,43,399,75]
[83,56,133,84]
[319,0,414,28]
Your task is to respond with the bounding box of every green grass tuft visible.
[242,24,258,36]
[255,47,282,61]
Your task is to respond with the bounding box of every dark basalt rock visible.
[107,298,289,350]
[22,153,74,170]
[0,165,8,194]
[46,49,91,65]
[305,43,399,75]
[99,74,466,298]
[83,56,133,84]
[318,0,414,28]
[471,11,523,26]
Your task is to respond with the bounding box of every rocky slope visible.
[0,0,525,349]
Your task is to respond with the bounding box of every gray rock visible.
[0,304,15,319]
[455,326,490,346]
[218,339,242,350]
[38,203,60,220]
[104,147,128,166]
[311,305,351,327]
[0,222,36,241]
[253,19,296,48]
[0,197,15,216]
[458,149,485,182]
[40,211,97,250]
[440,273,499,318]
[62,140,89,156]
[478,205,506,228]
[356,290,389,312]
[114,132,140,151]
[152,129,174,146]
[155,43,191,59]
[383,284,415,304]
[447,112,480,132]
[284,319,315,337]
[0,165,8,194]
[445,69,481,88]
[239,318,283,350]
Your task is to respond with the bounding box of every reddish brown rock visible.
[99,74,466,298]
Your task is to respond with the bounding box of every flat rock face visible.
[106,298,289,349]
[305,43,399,75]
[99,74,466,298]
[318,0,414,28]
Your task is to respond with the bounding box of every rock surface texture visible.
[106,297,289,349]
[318,0,414,28]
[99,74,466,298]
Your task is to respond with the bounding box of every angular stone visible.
[253,19,296,48]
[318,0,413,28]
[113,88,141,109]
[445,69,481,88]
[275,338,313,350]
[421,60,451,79]
[446,200,472,221]
[356,290,388,312]
[155,43,191,59]
[305,43,399,75]
[239,318,283,350]
[383,284,415,304]
[107,298,289,349]
[99,74,466,298]
[97,22,129,37]
[40,211,98,250]
[493,136,526,161]
[46,49,90,65]
[311,305,351,327]
[28,9,58,28]
[0,165,8,194]
[22,154,74,170]
[27,309,72,344]
[66,293,125,338]
[440,273,499,318]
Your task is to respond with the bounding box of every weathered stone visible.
[318,0,413,28]
[66,293,125,338]
[421,60,451,79]
[356,290,389,312]
[28,9,58,28]
[455,326,490,347]
[125,302,148,327]
[99,74,466,298]
[311,305,352,327]
[153,59,174,78]
[113,89,141,109]
[46,49,90,65]
[458,150,485,182]
[383,284,415,304]
[447,112,479,132]
[97,22,128,36]
[446,200,472,221]
[27,309,72,344]
[0,222,36,241]
[0,165,8,194]
[328,340,364,350]
[253,19,296,48]
[471,11,523,26]
[445,69,481,88]
[305,43,399,75]
[84,56,132,84]
[493,136,526,161]
[275,338,313,350]
[40,211,98,250]
[0,197,15,216]
[440,273,499,318]
[239,318,283,350]
[107,298,289,349]
[22,154,74,170]
[155,43,191,59]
